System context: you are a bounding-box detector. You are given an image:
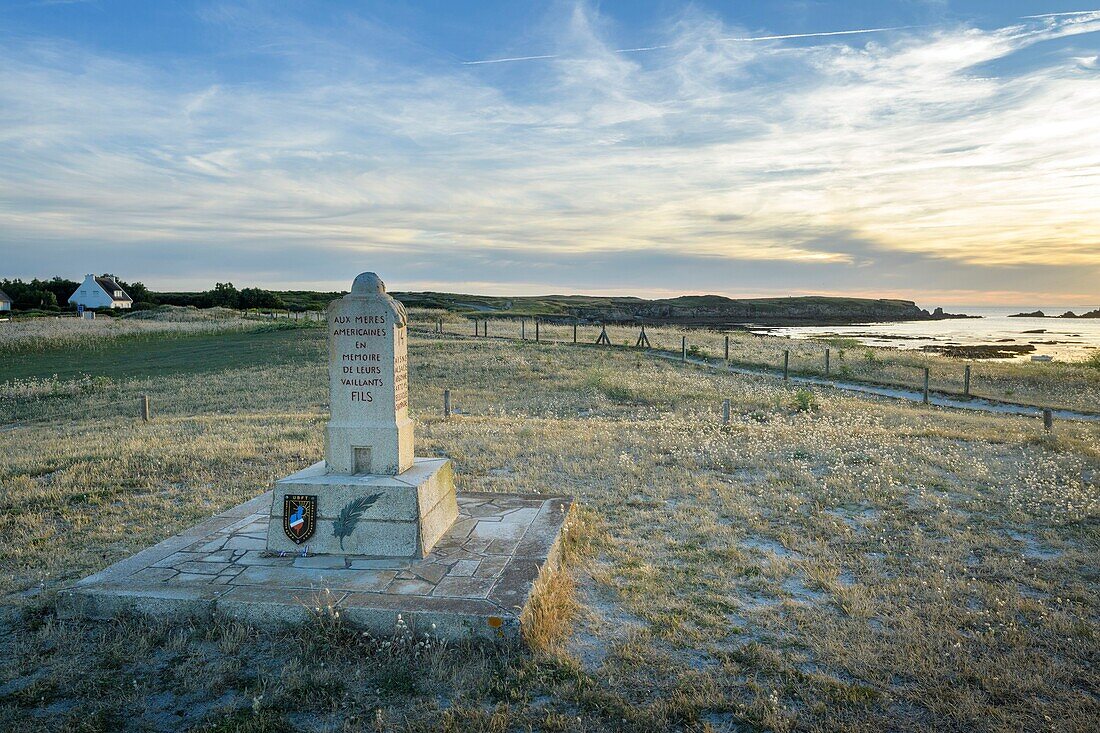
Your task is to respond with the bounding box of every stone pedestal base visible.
[59,492,573,642]
[267,458,457,558]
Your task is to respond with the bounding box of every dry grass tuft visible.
[522,566,580,654]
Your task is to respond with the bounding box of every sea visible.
[756,306,1100,362]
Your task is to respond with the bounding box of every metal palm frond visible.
[332,493,381,551]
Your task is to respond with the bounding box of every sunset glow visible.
[1,2,1098,305]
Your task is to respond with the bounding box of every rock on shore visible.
[1009,309,1100,319]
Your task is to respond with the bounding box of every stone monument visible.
[265,272,458,557]
[62,270,571,640]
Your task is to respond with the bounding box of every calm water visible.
[757,306,1100,362]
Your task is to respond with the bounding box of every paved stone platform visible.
[59,492,571,640]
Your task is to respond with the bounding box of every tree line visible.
[0,276,294,312]
[153,282,287,310]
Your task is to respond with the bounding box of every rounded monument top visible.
[351,272,385,295]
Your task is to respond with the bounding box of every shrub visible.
[584,369,648,404]
[791,389,817,412]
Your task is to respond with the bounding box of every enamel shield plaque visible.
[283,494,317,544]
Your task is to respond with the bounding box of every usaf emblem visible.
[283,494,317,544]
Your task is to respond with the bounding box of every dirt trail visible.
[654,352,1100,423]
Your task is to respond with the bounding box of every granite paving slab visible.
[59,491,571,641]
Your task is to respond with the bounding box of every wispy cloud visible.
[0,4,1098,302]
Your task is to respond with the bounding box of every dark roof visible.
[95,277,132,302]
[0,289,10,303]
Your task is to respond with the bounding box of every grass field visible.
[0,324,319,383]
[1,320,1098,731]
[407,312,1100,415]
[0,307,266,353]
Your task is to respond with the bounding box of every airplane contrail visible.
[463,53,563,65]
[463,25,911,65]
[461,12,1096,66]
[1022,10,1099,19]
[717,25,913,42]
[615,45,672,53]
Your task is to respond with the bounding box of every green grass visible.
[583,368,652,404]
[0,324,323,382]
[1,326,1098,731]
[810,336,862,348]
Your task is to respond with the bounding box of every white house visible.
[68,274,133,310]
[0,289,11,311]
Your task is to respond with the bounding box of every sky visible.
[1,1,1098,306]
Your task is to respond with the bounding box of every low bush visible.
[791,388,818,412]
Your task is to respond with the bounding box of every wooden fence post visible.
[1043,408,1053,432]
[140,395,150,423]
[521,320,526,340]
[444,389,451,418]
[681,336,687,362]
[964,365,971,397]
[535,320,540,343]
[573,322,578,344]
[923,368,930,404]
[825,348,830,376]
[783,350,789,381]
[722,399,730,426]
[724,335,729,362]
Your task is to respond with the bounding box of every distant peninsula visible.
[393,292,974,327]
[59,282,971,326]
[1008,309,1100,319]
[128,281,978,327]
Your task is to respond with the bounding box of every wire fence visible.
[3,311,1096,433]
[410,315,1100,417]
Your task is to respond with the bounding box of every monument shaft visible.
[324,276,413,475]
